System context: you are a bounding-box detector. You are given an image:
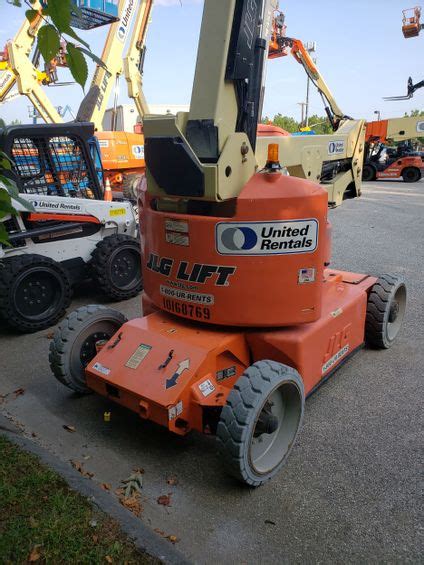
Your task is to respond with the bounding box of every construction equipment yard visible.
[1,179,422,563]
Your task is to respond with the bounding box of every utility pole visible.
[297,102,307,125]
[374,110,381,121]
[304,41,317,127]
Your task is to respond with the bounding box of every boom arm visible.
[269,16,350,129]
[0,1,44,103]
[366,115,424,143]
[123,0,153,118]
[77,0,153,130]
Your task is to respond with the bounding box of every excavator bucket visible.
[71,0,119,30]
[402,6,422,38]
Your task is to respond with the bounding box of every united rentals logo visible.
[216,220,318,255]
[117,0,135,42]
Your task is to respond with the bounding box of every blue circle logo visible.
[221,227,257,251]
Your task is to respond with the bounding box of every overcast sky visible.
[0,0,422,124]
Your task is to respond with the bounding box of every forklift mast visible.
[144,0,277,203]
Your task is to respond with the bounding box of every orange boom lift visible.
[50,0,406,487]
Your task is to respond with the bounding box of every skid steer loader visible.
[0,122,142,333]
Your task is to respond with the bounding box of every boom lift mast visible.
[0,0,61,121]
[77,0,153,130]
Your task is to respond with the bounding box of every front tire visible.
[0,254,71,333]
[362,164,376,182]
[91,234,142,301]
[402,167,421,183]
[49,305,127,394]
[216,360,304,487]
[365,275,406,349]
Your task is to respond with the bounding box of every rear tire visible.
[362,164,376,182]
[122,173,143,201]
[49,305,127,394]
[365,275,406,349]
[216,360,304,487]
[0,254,71,333]
[402,167,421,183]
[91,234,142,301]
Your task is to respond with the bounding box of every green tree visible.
[307,114,333,134]
[0,118,5,129]
[264,113,299,133]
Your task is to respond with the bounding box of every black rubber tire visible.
[362,164,376,182]
[49,304,127,394]
[0,254,72,333]
[402,167,421,183]
[122,173,143,201]
[91,234,142,301]
[216,360,304,487]
[365,274,406,349]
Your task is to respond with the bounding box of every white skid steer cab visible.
[0,123,142,333]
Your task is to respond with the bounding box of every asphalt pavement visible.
[1,180,423,563]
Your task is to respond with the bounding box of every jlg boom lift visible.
[363,115,424,182]
[50,0,406,486]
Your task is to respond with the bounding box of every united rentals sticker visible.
[322,345,349,374]
[216,220,318,256]
[328,140,345,155]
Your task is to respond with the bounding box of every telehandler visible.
[50,0,406,486]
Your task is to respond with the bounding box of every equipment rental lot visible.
[1,180,423,563]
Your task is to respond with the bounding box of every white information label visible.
[198,379,215,397]
[93,362,111,376]
[160,285,214,305]
[165,219,189,233]
[168,400,183,421]
[166,232,189,247]
[216,220,318,256]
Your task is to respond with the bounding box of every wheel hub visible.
[389,301,399,323]
[15,270,60,318]
[80,331,110,367]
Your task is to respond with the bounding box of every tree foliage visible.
[263,113,334,134]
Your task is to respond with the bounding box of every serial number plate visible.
[162,298,211,320]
